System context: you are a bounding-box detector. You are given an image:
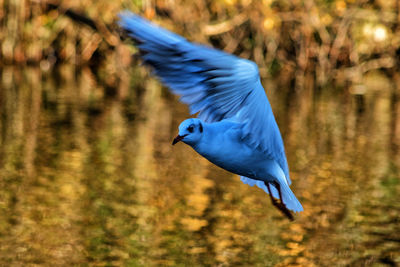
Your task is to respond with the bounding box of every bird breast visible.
[193,125,271,180]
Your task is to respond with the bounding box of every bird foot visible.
[265,182,294,221]
[270,198,294,221]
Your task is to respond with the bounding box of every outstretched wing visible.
[119,12,290,183]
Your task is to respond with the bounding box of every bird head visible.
[172,118,203,146]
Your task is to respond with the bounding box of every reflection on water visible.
[0,66,399,266]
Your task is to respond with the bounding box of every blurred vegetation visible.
[1,0,400,88]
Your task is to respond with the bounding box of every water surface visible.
[0,66,399,266]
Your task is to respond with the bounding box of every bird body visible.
[119,12,303,218]
[193,119,275,180]
[176,118,303,213]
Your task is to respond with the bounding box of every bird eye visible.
[187,125,194,133]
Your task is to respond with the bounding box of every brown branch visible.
[46,2,98,31]
[202,13,248,36]
[45,2,119,47]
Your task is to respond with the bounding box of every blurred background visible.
[0,0,399,266]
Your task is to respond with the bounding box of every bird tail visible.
[277,181,303,213]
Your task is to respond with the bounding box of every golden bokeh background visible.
[0,0,399,266]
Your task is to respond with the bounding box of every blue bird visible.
[119,12,303,220]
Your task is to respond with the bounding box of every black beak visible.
[172,134,187,145]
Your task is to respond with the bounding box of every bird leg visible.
[265,182,294,221]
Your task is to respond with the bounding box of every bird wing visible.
[119,12,290,183]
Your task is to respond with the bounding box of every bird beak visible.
[172,134,186,145]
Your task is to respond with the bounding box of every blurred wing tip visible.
[118,11,148,28]
[118,10,138,19]
[118,11,133,23]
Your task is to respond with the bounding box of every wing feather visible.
[119,12,290,183]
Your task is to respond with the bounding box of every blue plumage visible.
[119,12,303,217]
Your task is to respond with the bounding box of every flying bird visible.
[119,12,303,220]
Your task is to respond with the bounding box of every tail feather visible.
[278,181,303,212]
